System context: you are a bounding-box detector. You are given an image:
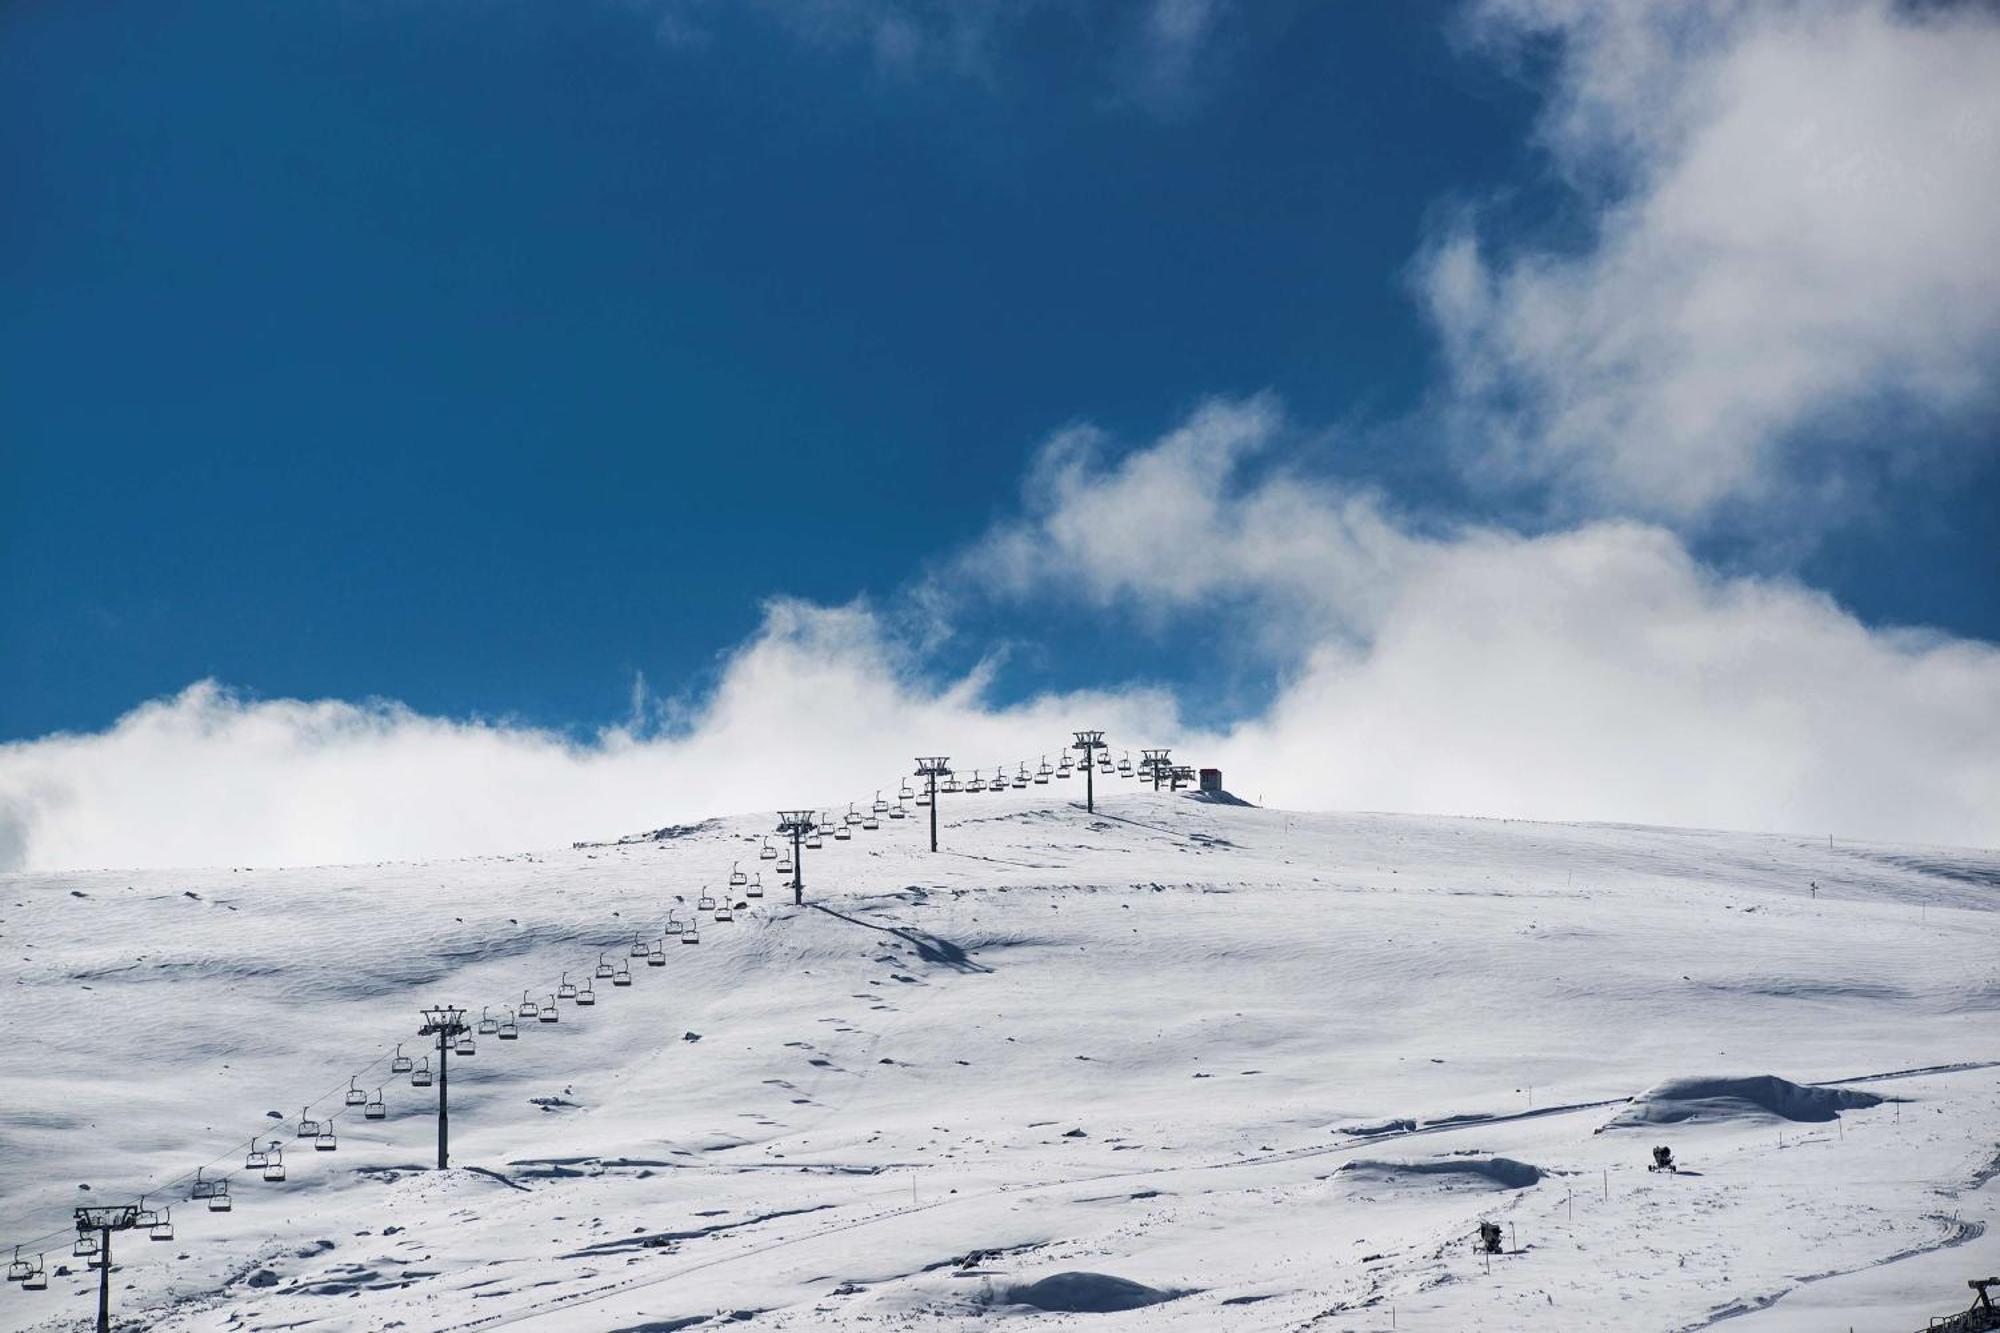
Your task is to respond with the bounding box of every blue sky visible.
[4,0,1999,869]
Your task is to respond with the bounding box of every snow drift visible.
[1334,1156,1543,1190]
[1604,1074,1884,1128]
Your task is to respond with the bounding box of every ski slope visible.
[2,783,1997,1331]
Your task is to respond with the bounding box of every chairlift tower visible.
[418,1005,469,1170]
[1071,731,1106,813]
[776,811,816,905]
[1140,748,1172,791]
[1168,764,1196,791]
[74,1205,138,1333]
[914,757,952,853]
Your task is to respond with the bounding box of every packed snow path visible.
[2,793,1996,1330]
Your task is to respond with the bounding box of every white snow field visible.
[2,782,1997,1332]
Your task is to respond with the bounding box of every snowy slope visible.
[2,784,1997,1331]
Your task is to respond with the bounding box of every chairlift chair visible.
[6,1246,30,1281]
[805,826,823,850]
[498,1007,520,1039]
[647,937,667,965]
[149,1208,174,1242]
[898,780,915,800]
[455,1030,476,1055]
[192,1167,220,1198]
[941,774,962,794]
[1057,755,1073,777]
[18,1255,44,1291]
[697,888,717,912]
[889,801,908,819]
[714,899,734,922]
[613,960,633,986]
[558,971,578,1000]
[1118,750,1134,776]
[538,994,559,1022]
[365,1088,386,1120]
[245,1139,268,1171]
[630,933,650,958]
[478,1006,500,1035]
[391,1043,414,1075]
[576,980,596,1005]
[747,872,764,899]
[134,1199,160,1228]
[840,803,859,825]
[207,1179,233,1212]
[872,790,890,813]
[594,952,615,980]
[965,770,983,793]
[315,1118,338,1152]
[345,1077,367,1107]
[759,836,778,861]
[729,861,748,888]
[86,1243,108,1269]
[834,822,852,841]
[72,1232,98,1259]
[915,788,932,806]
[412,1057,434,1088]
[1014,765,1029,789]
[776,847,794,873]
[519,990,541,1020]
[262,1142,286,1182]
[862,810,880,831]
[681,919,701,945]
[295,1108,321,1139]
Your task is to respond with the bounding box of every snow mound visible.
[1605,1074,1883,1128]
[1335,1156,1543,1190]
[999,1271,1186,1313]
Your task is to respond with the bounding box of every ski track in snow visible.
[2,791,1998,1331]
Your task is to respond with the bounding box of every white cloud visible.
[1426,0,2000,519]
[5,399,1997,871]
[0,600,1184,874]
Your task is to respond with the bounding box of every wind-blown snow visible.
[1,785,1995,1331]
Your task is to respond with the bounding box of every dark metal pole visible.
[1085,752,1095,813]
[96,1226,111,1333]
[928,769,939,852]
[436,1029,449,1170]
[792,823,804,905]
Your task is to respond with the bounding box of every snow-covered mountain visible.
[2,782,1996,1331]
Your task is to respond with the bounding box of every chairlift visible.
[805,826,823,850]
[594,953,615,980]
[365,1088,386,1120]
[729,861,748,888]
[245,1139,268,1170]
[965,770,983,793]
[148,1207,174,1242]
[263,1144,287,1183]
[476,1005,498,1035]
[86,1242,108,1269]
[647,937,667,966]
[630,933,650,958]
[498,1007,520,1039]
[872,790,890,814]
[714,899,734,923]
[1057,755,1073,777]
[889,801,907,819]
[538,994,559,1023]
[915,789,932,807]
[759,836,777,861]
[834,822,852,841]
[941,774,962,794]
[519,990,541,1020]
[345,1077,367,1107]
[72,1232,98,1259]
[1118,750,1134,776]
[207,1179,233,1213]
[391,1043,414,1075]
[862,810,879,831]
[455,1030,476,1056]
[18,1255,44,1292]
[295,1108,321,1139]
[192,1167,220,1198]
[1014,764,1029,789]
[680,919,700,945]
[696,889,717,912]
[314,1117,338,1152]
[134,1199,160,1228]
[613,960,633,987]
[776,847,794,873]
[576,980,596,1005]
[898,780,915,800]
[6,1246,31,1281]
[746,872,764,899]
[413,1057,434,1088]
[558,971,578,1000]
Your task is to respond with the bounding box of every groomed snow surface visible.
[2,789,1997,1331]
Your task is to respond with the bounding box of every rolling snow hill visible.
[2,784,1997,1331]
